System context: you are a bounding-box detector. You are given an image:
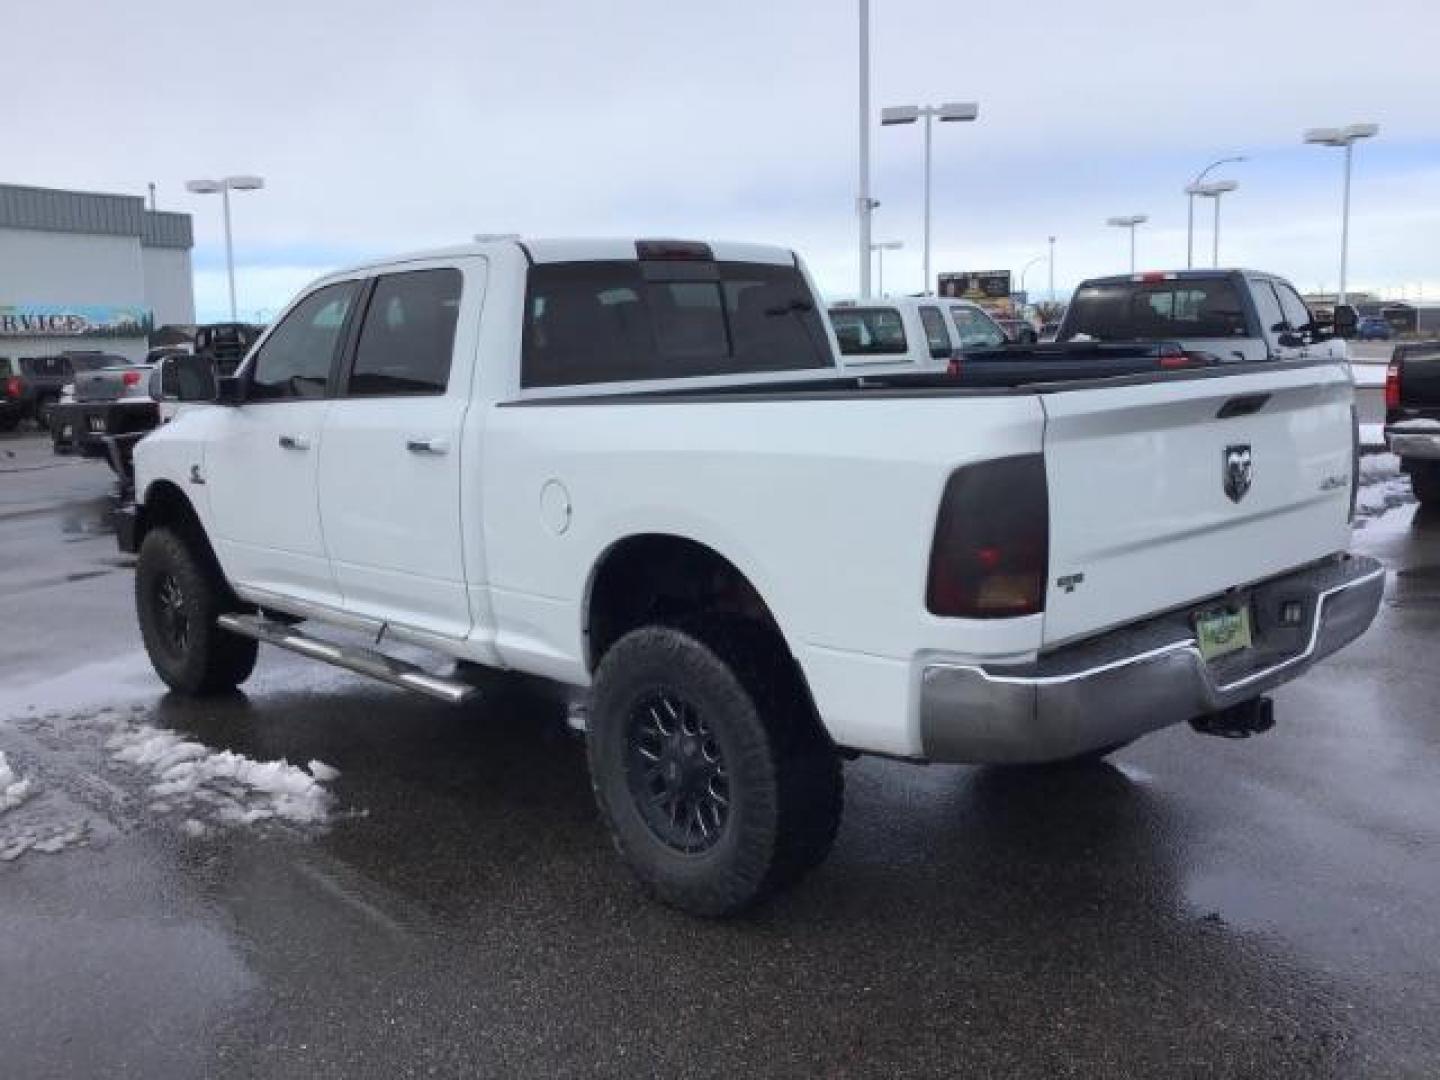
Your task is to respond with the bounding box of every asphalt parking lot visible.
[2,431,1439,1078]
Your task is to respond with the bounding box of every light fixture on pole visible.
[881,101,979,296]
[1303,122,1379,305]
[870,240,903,297]
[1184,180,1238,267]
[1047,235,1056,303]
[1106,215,1148,273]
[1186,155,1245,268]
[1018,255,1045,305]
[186,174,265,321]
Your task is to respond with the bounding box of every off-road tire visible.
[1410,461,1440,507]
[136,527,257,695]
[587,615,843,917]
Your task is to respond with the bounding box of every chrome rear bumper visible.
[919,555,1385,764]
[1386,420,1440,461]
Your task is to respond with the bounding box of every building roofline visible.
[0,182,192,249]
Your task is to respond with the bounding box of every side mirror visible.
[1277,331,1304,348]
[215,375,246,407]
[161,356,218,403]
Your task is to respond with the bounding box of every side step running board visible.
[217,613,478,705]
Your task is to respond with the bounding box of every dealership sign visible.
[937,271,1012,301]
[0,304,152,338]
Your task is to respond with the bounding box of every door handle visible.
[406,436,451,455]
[278,434,311,451]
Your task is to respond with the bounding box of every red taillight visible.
[1157,345,1215,369]
[1384,361,1401,410]
[4,376,19,399]
[926,455,1049,618]
[122,370,143,388]
[945,350,963,376]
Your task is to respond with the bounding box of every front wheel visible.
[136,527,258,695]
[1410,461,1440,507]
[587,616,843,917]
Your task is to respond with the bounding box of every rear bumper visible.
[1386,420,1440,462]
[919,554,1385,764]
[52,401,158,453]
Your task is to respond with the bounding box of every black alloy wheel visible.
[626,690,730,854]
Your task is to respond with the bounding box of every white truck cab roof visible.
[827,295,1008,372]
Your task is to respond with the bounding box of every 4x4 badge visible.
[1223,444,1252,503]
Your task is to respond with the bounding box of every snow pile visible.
[107,725,340,833]
[1354,453,1415,522]
[0,752,33,815]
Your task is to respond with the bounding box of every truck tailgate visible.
[1041,362,1355,646]
[75,368,143,402]
[1395,343,1440,409]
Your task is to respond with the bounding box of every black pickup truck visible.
[1384,341,1440,506]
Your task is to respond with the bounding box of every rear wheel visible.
[1410,461,1440,506]
[136,527,257,695]
[587,616,843,917]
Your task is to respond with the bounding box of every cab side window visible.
[918,306,953,359]
[248,282,358,401]
[346,268,462,397]
[950,306,1007,348]
[1251,281,1287,334]
[1275,283,1315,331]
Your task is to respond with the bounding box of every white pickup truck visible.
[120,238,1383,916]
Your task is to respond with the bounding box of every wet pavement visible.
[2,432,1439,1078]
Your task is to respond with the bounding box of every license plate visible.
[87,416,106,433]
[1194,604,1253,662]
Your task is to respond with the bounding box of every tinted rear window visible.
[828,307,908,356]
[1062,279,1250,340]
[522,260,831,388]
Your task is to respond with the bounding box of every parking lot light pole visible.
[881,101,979,295]
[1019,255,1045,304]
[1184,180,1238,267]
[1304,123,1379,305]
[870,240,903,297]
[1047,235,1056,303]
[857,0,874,297]
[187,175,265,321]
[1106,215,1148,273]
[1186,155,1245,268]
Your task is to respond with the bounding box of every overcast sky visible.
[9,0,1440,320]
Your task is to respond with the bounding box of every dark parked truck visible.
[1057,269,1350,366]
[1384,341,1440,505]
[0,351,122,430]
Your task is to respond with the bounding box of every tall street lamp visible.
[881,101,980,295]
[870,240,903,297]
[1018,255,1045,305]
[187,174,265,321]
[1106,215,1148,273]
[1184,179,1238,268]
[1186,155,1245,268]
[856,0,875,297]
[1304,123,1380,305]
[1047,235,1056,303]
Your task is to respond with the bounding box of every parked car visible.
[0,358,25,431]
[53,353,216,491]
[1057,270,1348,365]
[828,296,1009,372]
[1357,316,1392,341]
[1384,340,1440,506]
[0,351,123,430]
[994,316,1039,344]
[120,237,1381,916]
[193,322,264,376]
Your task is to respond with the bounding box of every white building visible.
[0,183,195,364]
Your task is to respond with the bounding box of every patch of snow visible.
[307,760,340,783]
[1351,364,1389,388]
[1353,452,1415,523]
[1359,423,1386,451]
[0,752,34,814]
[107,725,338,831]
